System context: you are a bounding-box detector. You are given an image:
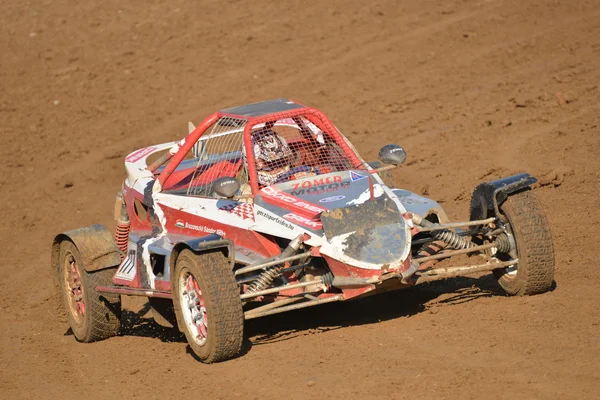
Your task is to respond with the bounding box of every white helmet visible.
[251,128,292,167]
[242,128,293,186]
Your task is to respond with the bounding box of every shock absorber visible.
[432,229,473,250]
[114,192,130,258]
[412,214,473,250]
[247,268,282,293]
[247,235,307,294]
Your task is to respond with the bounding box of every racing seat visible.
[163,160,242,195]
[189,159,242,186]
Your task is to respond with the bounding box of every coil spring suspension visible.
[114,222,130,258]
[244,234,308,295]
[433,229,473,250]
[247,266,283,293]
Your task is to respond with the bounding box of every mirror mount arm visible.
[147,152,173,173]
[367,164,397,174]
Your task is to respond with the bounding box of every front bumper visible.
[319,196,412,273]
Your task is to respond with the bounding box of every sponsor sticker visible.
[261,186,326,214]
[291,175,343,190]
[350,171,367,181]
[175,220,226,236]
[291,182,350,196]
[319,195,345,203]
[256,209,294,230]
[115,249,137,281]
[125,146,156,163]
[283,213,323,230]
[218,203,255,221]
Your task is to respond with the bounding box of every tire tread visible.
[496,190,555,295]
[58,241,121,342]
[84,268,121,341]
[173,249,243,363]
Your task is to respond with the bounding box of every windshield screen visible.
[249,117,356,187]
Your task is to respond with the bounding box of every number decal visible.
[115,249,137,281]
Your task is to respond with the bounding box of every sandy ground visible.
[1,0,599,398]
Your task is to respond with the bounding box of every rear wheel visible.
[58,241,121,341]
[494,190,555,295]
[172,249,243,363]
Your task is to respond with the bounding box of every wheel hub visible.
[66,255,85,318]
[180,273,208,345]
[498,221,519,276]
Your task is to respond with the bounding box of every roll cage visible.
[152,99,364,196]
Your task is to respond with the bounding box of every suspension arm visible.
[240,278,324,300]
[414,259,518,283]
[414,241,499,263]
[244,294,344,320]
[415,217,497,232]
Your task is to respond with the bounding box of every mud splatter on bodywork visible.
[135,180,170,289]
[320,196,411,271]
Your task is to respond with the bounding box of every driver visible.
[251,128,293,186]
[251,128,317,186]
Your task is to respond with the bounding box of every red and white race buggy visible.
[52,99,555,362]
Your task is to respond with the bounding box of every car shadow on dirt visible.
[118,301,186,343]
[115,303,256,359]
[245,273,505,346]
[98,273,541,359]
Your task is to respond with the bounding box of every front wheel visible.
[494,190,555,295]
[57,241,121,341]
[172,249,243,363]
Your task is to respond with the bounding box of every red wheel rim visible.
[64,253,85,320]
[180,271,208,345]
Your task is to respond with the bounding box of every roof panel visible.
[219,98,304,117]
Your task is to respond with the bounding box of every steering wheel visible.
[274,166,321,184]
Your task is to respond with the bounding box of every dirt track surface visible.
[1,0,599,398]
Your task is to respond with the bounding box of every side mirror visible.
[212,177,241,198]
[378,144,407,166]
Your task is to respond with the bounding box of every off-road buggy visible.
[52,98,555,363]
